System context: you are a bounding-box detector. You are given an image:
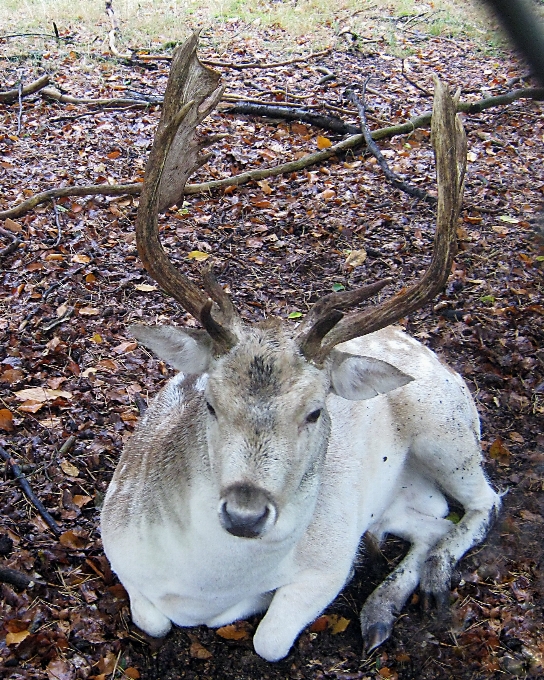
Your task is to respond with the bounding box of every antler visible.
[297,78,467,365]
[135,33,240,354]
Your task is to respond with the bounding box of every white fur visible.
[101,325,499,662]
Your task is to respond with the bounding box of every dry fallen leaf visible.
[46,659,73,680]
[317,135,332,149]
[488,437,511,465]
[5,217,23,233]
[72,495,93,508]
[78,306,100,316]
[320,188,336,201]
[124,669,141,679]
[189,639,213,659]
[14,387,72,402]
[60,460,79,477]
[0,408,15,432]
[328,614,350,634]
[6,630,31,645]
[344,248,367,268]
[112,341,138,354]
[18,400,45,413]
[59,529,88,550]
[134,283,157,292]
[187,250,210,261]
[216,621,252,641]
[72,253,91,264]
[1,368,24,384]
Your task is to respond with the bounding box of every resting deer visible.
[100,36,500,662]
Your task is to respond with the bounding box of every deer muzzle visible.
[219,484,277,538]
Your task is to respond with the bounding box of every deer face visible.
[204,326,331,539]
[131,322,413,540]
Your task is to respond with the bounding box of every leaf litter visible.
[1,13,543,680]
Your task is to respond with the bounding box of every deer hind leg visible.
[410,433,501,605]
[361,481,453,651]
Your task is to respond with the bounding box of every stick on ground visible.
[0,446,62,537]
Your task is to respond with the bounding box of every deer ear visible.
[130,325,214,374]
[330,351,414,401]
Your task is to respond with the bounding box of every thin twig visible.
[401,59,432,97]
[51,199,63,248]
[0,446,62,537]
[346,81,436,203]
[0,235,21,257]
[16,80,23,136]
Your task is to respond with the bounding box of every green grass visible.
[0,0,502,56]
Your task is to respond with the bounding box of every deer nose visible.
[219,484,277,538]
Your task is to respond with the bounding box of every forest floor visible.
[0,13,543,680]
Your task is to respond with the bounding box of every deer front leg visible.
[128,587,172,638]
[252,568,349,662]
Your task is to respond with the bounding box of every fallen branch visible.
[0,183,141,220]
[347,83,436,203]
[0,566,33,589]
[41,87,149,108]
[2,86,543,220]
[457,87,544,112]
[223,102,360,134]
[0,446,61,538]
[201,48,332,70]
[0,74,50,104]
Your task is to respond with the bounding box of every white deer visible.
[101,36,499,662]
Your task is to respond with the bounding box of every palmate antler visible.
[136,34,467,363]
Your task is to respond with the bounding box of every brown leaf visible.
[216,621,252,641]
[72,254,91,264]
[18,400,45,413]
[344,248,367,268]
[317,135,332,149]
[14,387,72,402]
[124,669,141,679]
[78,306,100,316]
[1,368,24,384]
[112,341,138,354]
[5,218,23,233]
[6,630,31,645]
[59,529,88,550]
[319,188,336,201]
[189,640,213,659]
[488,438,511,465]
[72,495,93,508]
[46,659,74,680]
[309,615,328,632]
[96,651,117,675]
[0,408,15,431]
[60,460,79,477]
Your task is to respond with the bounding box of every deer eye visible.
[306,409,322,424]
[206,402,216,417]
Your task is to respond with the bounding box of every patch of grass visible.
[0,0,504,57]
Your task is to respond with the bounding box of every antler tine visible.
[202,265,241,327]
[294,279,393,359]
[136,33,239,350]
[302,78,467,365]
